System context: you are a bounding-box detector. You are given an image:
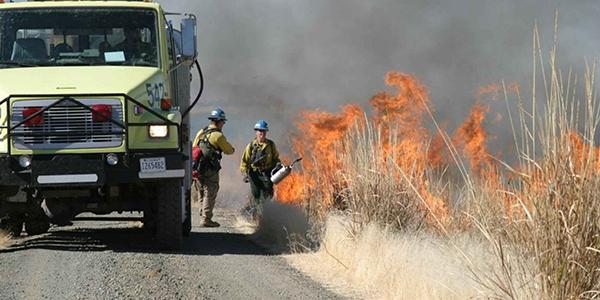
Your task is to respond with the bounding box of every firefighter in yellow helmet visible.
[192,108,235,227]
[239,120,281,216]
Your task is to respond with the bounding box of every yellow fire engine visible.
[0,0,201,250]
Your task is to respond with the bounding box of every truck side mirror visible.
[180,15,197,65]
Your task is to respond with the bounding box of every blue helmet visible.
[208,108,227,121]
[254,120,269,131]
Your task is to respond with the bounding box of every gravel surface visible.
[0,209,346,300]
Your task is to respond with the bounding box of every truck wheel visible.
[155,179,182,250]
[142,207,156,233]
[182,189,191,237]
[0,217,23,237]
[24,218,50,236]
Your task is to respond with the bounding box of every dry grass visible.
[286,214,501,300]
[184,19,599,299]
[462,24,600,299]
[337,121,431,234]
[278,22,600,300]
[0,229,14,249]
[233,214,257,235]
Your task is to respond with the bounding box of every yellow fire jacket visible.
[239,139,280,173]
[192,124,235,155]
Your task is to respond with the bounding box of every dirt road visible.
[0,209,346,300]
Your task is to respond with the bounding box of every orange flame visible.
[452,100,494,177]
[276,104,365,205]
[275,75,524,227]
[476,84,501,100]
[276,71,451,225]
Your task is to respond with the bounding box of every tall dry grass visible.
[338,119,430,234]
[463,23,600,299]
[280,21,600,300]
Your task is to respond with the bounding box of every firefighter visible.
[239,120,281,216]
[113,26,155,61]
[192,108,235,227]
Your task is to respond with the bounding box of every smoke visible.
[153,0,600,207]
[158,0,597,135]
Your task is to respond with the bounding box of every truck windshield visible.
[0,8,159,68]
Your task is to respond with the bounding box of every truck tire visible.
[155,179,183,250]
[182,189,191,237]
[24,218,50,236]
[142,207,156,233]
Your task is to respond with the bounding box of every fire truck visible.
[0,0,200,250]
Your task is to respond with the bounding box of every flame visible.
[274,75,531,227]
[476,83,501,100]
[276,172,305,204]
[451,86,510,215]
[452,100,494,177]
[369,72,448,223]
[272,71,600,236]
[507,130,600,215]
[276,104,365,205]
[564,131,600,173]
[276,71,450,225]
[369,72,438,168]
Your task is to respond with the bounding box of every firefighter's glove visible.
[243,173,250,183]
[193,170,199,180]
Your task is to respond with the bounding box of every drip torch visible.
[270,157,302,184]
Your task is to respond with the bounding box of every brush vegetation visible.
[276,23,600,300]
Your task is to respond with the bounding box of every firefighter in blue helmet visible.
[192,108,235,227]
[239,120,281,217]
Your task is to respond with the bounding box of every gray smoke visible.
[155,0,600,206]
[157,0,599,144]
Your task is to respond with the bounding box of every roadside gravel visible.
[0,209,346,300]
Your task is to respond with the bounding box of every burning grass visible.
[277,22,600,299]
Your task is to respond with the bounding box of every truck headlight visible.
[149,125,169,138]
[19,155,31,168]
[106,153,119,166]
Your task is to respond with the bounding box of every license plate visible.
[140,157,166,173]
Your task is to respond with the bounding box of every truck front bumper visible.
[0,153,187,187]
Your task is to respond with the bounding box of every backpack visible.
[193,127,222,178]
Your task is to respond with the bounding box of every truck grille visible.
[11,98,124,150]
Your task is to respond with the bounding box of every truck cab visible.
[0,0,198,250]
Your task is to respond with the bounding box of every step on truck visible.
[0,0,200,250]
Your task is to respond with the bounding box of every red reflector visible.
[23,107,44,126]
[160,98,172,110]
[91,105,112,121]
[134,105,144,115]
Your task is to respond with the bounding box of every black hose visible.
[182,59,203,119]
